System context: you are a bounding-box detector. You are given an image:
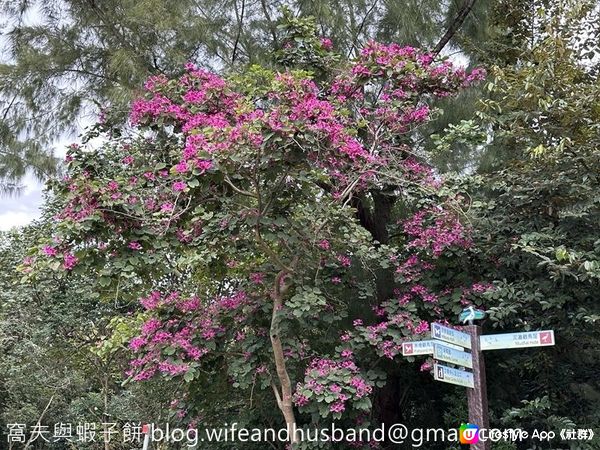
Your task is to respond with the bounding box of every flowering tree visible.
[29,31,485,445]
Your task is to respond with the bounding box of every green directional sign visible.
[434,363,474,388]
[433,342,473,369]
[431,323,472,349]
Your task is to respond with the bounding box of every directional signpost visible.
[402,339,463,356]
[431,323,471,349]
[402,340,435,356]
[480,330,554,351]
[434,363,474,388]
[433,342,473,369]
[401,308,556,450]
[465,324,488,450]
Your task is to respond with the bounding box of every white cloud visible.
[0,210,41,231]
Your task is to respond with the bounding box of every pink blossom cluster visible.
[355,41,484,95]
[293,355,373,416]
[50,41,484,259]
[403,209,472,257]
[40,245,79,271]
[400,158,441,188]
[394,254,434,282]
[127,289,252,382]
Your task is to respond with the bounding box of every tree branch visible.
[231,0,246,64]
[432,0,478,57]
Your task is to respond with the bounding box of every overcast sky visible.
[0,133,88,231]
[0,5,48,231]
[0,174,45,231]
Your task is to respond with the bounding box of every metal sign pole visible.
[465,325,490,450]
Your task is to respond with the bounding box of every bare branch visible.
[432,0,478,57]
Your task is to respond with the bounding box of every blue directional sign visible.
[434,363,474,388]
[433,342,473,369]
[431,323,472,349]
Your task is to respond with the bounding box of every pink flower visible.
[62,253,78,270]
[337,254,351,267]
[158,361,188,376]
[329,384,342,393]
[294,394,309,407]
[330,401,345,413]
[318,239,330,250]
[173,181,187,191]
[129,337,146,351]
[472,282,494,293]
[414,320,429,335]
[140,292,162,310]
[161,203,174,212]
[178,296,200,312]
[250,272,264,284]
[141,317,161,334]
[196,159,212,172]
[175,160,189,173]
[320,37,333,50]
[128,241,142,250]
[42,245,58,257]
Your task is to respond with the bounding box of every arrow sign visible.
[431,323,471,349]
[434,363,474,388]
[480,330,555,351]
[433,342,473,369]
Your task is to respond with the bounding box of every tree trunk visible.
[354,190,403,431]
[270,270,298,443]
[103,374,111,450]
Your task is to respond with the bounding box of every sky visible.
[0,132,92,231]
[0,5,48,232]
[0,173,46,231]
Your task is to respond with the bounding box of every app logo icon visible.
[459,423,479,444]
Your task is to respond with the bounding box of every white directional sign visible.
[431,323,471,349]
[480,330,555,351]
[433,363,474,388]
[402,340,435,356]
[433,343,473,369]
[402,340,464,356]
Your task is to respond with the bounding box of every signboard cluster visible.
[431,324,475,388]
[400,308,556,450]
[402,324,555,390]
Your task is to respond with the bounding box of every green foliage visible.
[434,1,600,442]
[0,222,175,449]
